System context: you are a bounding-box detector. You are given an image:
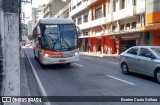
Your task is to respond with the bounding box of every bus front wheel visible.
[66,63,71,65]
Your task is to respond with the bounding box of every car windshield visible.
[40,24,78,51]
[151,48,160,57]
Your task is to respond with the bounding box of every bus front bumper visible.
[40,55,79,65]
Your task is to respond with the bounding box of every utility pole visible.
[0,0,4,96]
[2,1,20,105]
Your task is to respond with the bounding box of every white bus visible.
[32,18,79,65]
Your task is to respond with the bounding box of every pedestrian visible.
[104,45,108,54]
[87,43,91,53]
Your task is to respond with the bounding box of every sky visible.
[22,0,50,23]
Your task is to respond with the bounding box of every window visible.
[121,0,125,9]
[112,26,116,31]
[133,0,136,6]
[72,6,76,10]
[137,15,140,23]
[83,32,89,36]
[127,48,138,55]
[120,24,124,30]
[152,48,160,57]
[113,0,116,12]
[126,23,130,29]
[77,1,82,6]
[104,5,106,16]
[139,48,155,58]
[95,7,102,19]
[84,14,88,23]
[78,17,82,25]
[131,22,136,29]
[73,19,76,24]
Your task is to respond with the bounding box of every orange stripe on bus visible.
[43,50,62,56]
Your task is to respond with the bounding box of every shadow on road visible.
[128,72,157,83]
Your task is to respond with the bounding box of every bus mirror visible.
[37,26,41,37]
[38,38,42,45]
[76,26,82,35]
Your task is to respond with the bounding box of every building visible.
[28,20,32,36]
[21,23,28,36]
[36,5,46,23]
[55,3,71,18]
[43,0,71,18]
[140,0,160,46]
[72,0,145,54]
[69,0,89,52]
[32,8,37,30]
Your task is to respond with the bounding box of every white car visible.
[120,46,160,83]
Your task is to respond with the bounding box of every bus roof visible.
[39,18,75,24]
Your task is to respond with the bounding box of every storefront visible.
[79,38,89,52]
[119,34,141,53]
[153,30,160,46]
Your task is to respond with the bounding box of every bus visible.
[32,18,79,65]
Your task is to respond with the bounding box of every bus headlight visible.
[75,52,79,55]
[45,54,49,57]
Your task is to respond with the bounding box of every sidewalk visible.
[20,49,31,105]
[80,52,120,60]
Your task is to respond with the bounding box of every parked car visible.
[120,46,160,83]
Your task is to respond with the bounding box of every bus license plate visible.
[59,59,65,62]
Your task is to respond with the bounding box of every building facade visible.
[55,3,71,18]
[43,0,71,18]
[32,8,36,30]
[69,0,90,52]
[140,0,160,46]
[27,20,32,36]
[71,0,146,54]
[36,5,46,23]
[43,0,160,55]
[21,23,28,36]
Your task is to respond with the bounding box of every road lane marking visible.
[74,63,84,67]
[109,62,119,65]
[107,75,135,85]
[25,50,51,105]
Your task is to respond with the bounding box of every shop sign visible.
[121,34,140,39]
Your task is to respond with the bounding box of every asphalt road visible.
[25,48,160,105]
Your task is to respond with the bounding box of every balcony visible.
[69,2,88,17]
[78,17,107,30]
[87,0,103,7]
[106,6,136,22]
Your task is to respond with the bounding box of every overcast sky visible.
[23,0,50,23]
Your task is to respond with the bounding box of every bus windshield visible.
[40,24,78,51]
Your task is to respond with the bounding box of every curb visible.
[80,53,120,60]
[24,50,51,105]
[20,50,31,105]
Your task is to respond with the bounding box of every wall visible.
[146,0,160,25]
[0,0,4,95]
[1,0,20,103]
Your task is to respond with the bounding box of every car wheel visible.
[121,63,129,74]
[155,69,160,84]
[66,63,71,65]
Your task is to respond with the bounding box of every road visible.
[25,48,160,105]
